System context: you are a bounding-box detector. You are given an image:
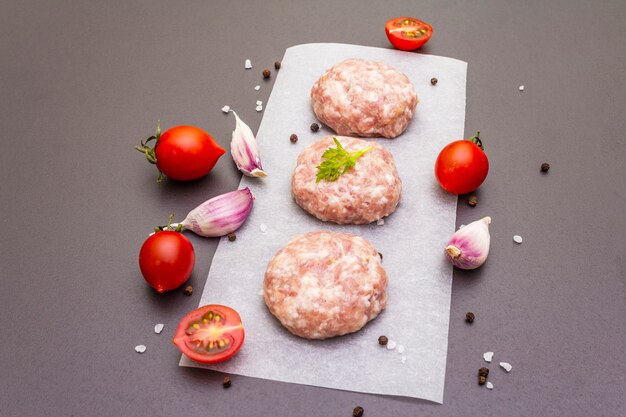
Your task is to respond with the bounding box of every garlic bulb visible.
[444,216,491,270]
[177,188,254,237]
[230,111,267,177]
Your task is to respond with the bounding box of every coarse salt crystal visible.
[513,235,523,244]
[500,362,513,372]
[260,224,268,233]
[401,356,407,364]
[397,345,405,354]
[483,351,494,362]
[256,100,263,106]
[221,105,230,113]
[254,85,260,91]
[154,324,164,334]
[135,345,146,353]
[486,381,494,389]
[519,85,525,91]
[256,105,263,112]
[245,59,252,69]
[386,340,397,350]
[377,218,384,226]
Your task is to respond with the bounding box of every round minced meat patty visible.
[311,58,418,138]
[263,231,388,339]
[292,136,402,225]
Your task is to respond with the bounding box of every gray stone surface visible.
[1,1,624,416]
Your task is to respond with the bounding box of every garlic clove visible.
[180,188,254,237]
[444,216,491,270]
[230,111,267,177]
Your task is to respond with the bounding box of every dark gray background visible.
[1,1,624,416]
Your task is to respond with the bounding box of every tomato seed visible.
[223,376,232,388]
[184,286,193,296]
[353,406,364,417]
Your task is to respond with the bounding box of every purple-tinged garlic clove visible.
[230,111,267,177]
[444,216,491,270]
[180,188,254,237]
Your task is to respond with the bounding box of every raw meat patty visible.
[291,136,402,225]
[263,231,388,339]
[311,58,418,138]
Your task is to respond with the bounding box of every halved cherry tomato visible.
[135,124,225,182]
[139,230,195,293]
[435,132,489,195]
[173,305,245,364]
[385,17,433,51]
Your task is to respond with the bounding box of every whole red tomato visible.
[173,304,245,364]
[385,17,433,51]
[135,123,225,182]
[139,230,195,293]
[435,132,489,195]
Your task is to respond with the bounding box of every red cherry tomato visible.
[155,126,225,181]
[173,305,245,364]
[139,230,195,293]
[435,132,489,195]
[385,17,433,51]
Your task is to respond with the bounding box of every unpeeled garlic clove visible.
[444,216,491,270]
[230,111,267,177]
[179,188,254,237]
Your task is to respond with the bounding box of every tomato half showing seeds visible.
[139,230,195,293]
[173,305,245,364]
[385,17,433,51]
[435,132,489,195]
[155,126,225,181]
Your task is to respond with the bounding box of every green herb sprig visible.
[316,138,372,183]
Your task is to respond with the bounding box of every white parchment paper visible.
[180,43,467,403]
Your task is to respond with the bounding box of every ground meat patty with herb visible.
[264,231,388,339]
[311,58,418,138]
[292,136,402,224]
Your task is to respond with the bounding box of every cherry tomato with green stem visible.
[139,220,195,293]
[135,123,225,182]
[435,131,489,195]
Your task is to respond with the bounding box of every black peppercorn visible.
[467,196,478,207]
[227,233,236,242]
[223,376,231,388]
[478,367,489,377]
[274,61,281,70]
[431,77,438,85]
[290,134,298,143]
[478,375,487,385]
[378,335,388,346]
[353,406,364,417]
[262,69,271,79]
[541,162,550,172]
[184,286,193,296]
[465,312,475,323]
[310,122,320,132]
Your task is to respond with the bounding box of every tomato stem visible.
[469,131,484,150]
[135,121,164,182]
